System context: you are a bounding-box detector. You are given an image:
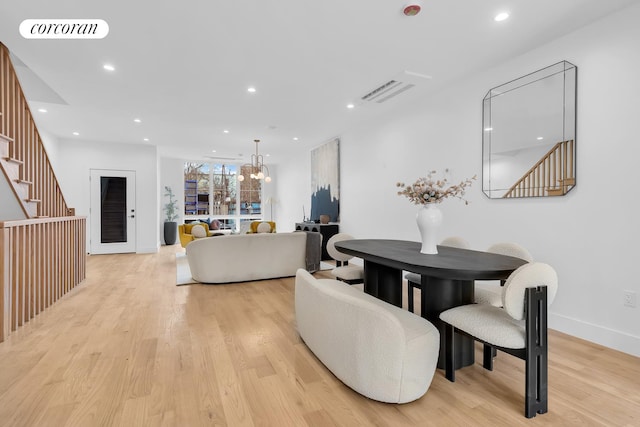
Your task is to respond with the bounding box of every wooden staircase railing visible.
[0,43,86,343]
[503,140,575,198]
[1,42,72,218]
[1,217,86,342]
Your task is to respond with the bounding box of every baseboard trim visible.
[550,313,640,357]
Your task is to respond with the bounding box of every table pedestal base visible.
[421,277,475,369]
[362,260,475,370]
[363,260,403,307]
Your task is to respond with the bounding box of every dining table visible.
[334,239,528,369]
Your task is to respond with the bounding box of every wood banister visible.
[0,217,86,342]
[1,42,71,217]
[503,140,575,198]
[1,44,86,342]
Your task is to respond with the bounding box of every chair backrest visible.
[440,236,471,249]
[183,222,210,234]
[502,262,558,320]
[487,242,533,262]
[326,233,355,262]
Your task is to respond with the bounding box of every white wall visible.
[274,148,310,231]
[159,156,186,244]
[278,4,640,356]
[48,139,160,253]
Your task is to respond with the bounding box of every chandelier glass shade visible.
[238,139,271,182]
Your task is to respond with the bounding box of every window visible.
[184,162,209,215]
[212,164,237,215]
[239,165,262,215]
[184,162,264,229]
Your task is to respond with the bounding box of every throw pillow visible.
[256,222,272,233]
[210,219,220,230]
[191,224,207,238]
[184,222,202,234]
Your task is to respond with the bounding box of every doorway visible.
[90,169,136,254]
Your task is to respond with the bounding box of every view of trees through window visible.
[184,162,263,228]
[184,162,210,215]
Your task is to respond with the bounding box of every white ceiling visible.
[0,0,637,163]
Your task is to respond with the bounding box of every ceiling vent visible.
[360,70,432,104]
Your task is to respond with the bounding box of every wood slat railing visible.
[1,43,86,343]
[0,217,86,342]
[503,140,575,198]
[1,42,71,217]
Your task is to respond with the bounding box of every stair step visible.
[0,133,14,143]
[547,189,564,196]
[26,199,42,203]
[0,157,21,181]
[4,156,23,165]
[564,177,576,186]
[15,179,33,185]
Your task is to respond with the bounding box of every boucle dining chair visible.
[475,242,534,307]
[326,233,365,285]
[405,236,471,313]
[439,262,558,418]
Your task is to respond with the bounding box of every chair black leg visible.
[483,344,494,371]
[524,347,548,417]
[407,281,416,312]
[444,324,456,382]
[524,286,548,418]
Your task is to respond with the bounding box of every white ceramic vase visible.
[416,203,443,254]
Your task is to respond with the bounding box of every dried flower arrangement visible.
[396,170,477,205]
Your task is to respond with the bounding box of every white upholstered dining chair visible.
[439,262,558,418]
[326,233,364,285]
[475,242,534,307]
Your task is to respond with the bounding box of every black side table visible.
[295,223,339,261]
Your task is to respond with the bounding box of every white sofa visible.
[294,269,440,404]
[186,232,309,283]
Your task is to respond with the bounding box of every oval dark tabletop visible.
[334,239,528,281]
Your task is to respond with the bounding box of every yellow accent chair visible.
[179,223,214,248]
[248,221,276,233]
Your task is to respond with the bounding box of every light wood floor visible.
[1,245,638,427]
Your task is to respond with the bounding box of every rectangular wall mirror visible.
[482,61,577,198]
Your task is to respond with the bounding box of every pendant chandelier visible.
[237,139,271,182]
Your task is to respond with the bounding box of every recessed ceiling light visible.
[293,137,299,141]
[484,127,493,131]
[72,132,79,136]
[134,118,141,123]
[38,108,47,113]
[494,12,509,22]
[103,64,115,71]
[211,150,217,153]
[346,103,355,109]
[247,86,256,93]
[537,137,544,140]
[223,129,230,134]
[143,138,149,142]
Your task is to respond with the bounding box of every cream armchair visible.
[439,262,558,418]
